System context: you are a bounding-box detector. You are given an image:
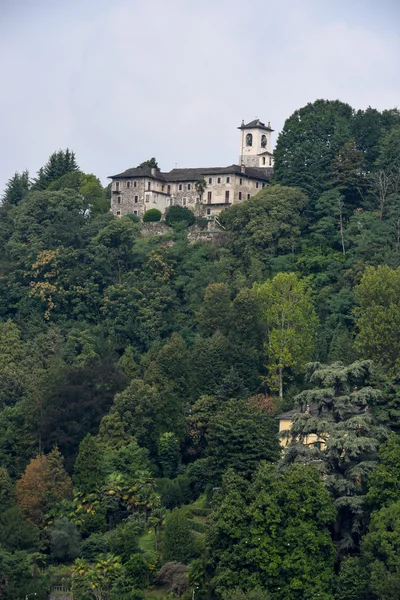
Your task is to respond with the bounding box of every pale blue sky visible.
[1,0,399,189]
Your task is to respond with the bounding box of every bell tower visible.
[238,118,274,168]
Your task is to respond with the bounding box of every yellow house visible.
[277,407,325,449]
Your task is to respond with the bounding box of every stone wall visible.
[141,222,171,236]
[139,221,229,246]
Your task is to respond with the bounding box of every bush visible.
[165,206,195,227]
[157,562,189,596]
[126,213,140,223]
[143,209,162,222]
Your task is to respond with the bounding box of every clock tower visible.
[238,119,274,168]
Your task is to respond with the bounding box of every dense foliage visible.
[1,99,400,599]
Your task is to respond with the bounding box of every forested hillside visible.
[1,99,400,600]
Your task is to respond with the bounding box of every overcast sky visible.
[1,0,399,190]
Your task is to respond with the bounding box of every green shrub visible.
[165,206,195,227]
[126,213,140,223]
[143,209,162,222]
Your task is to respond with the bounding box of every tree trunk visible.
[338,199,346,255]
[279,367,283,399]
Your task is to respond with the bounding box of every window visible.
[148,182,151,191]
[246,133,253,147]
[262,157,266,165]
[226,176,230,183]
[247,193,251,200]
[238,191,242,200]
[167,184,171,193]
[188,183,191,191]
[133,180,137,188]
[179,184,183,191]
[134,210,138,215]
[115,182,120,191]
[207,191,212,203]
[208,177,212,184]
[162,184,165,191]
[134,195,139,203]
[269,157,272,166]
[145,194,150,203]
[182,197,187,206]
[262,182,266,188]
[217,177,221,184]
[225,190,230,203]
[207,208,211,215]
[240,178,243,185]
[127,181,131,188]
[116,210,121,216]
[256,182,259,189]
[117,196,121,204]
[261,134,267,148]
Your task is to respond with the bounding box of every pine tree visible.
[1,170,30,205]
[281,360,387,556]
[32,149,79,190]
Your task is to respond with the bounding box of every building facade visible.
[109,119,274,219]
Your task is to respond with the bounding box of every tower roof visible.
[238,118,274,132]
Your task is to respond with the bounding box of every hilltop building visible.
[109,118,274,219]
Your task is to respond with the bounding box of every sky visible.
[0,0,399,190]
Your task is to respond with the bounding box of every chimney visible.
[268,121,271,128]
[151,167,157,176]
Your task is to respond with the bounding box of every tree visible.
[219,185,308,260]
[50,517,81,562]
[310,190,346,251]
[161,508,196,563]
[207,463,336,599]
[194,178,207,215]
[361,501,400,600]
[223,589,270,600]
[206,399,279,481]
[354,265,400,374]
[138,158,159,169]
[16,448,73,525]
[143,209,162,223]
[274,99,353,201]
[281,360,387,556]
[254,273,318,398]
[335,556,370,600]
[73,434,105,494]
[97,412,133,451]
[32,149,79,190]
[72,554,123,600]
[165,205,196,227]
[367,433,400,510]
[111,378,185,456]
[196,282,232,335]
[1,170,30,205]
[157,433,180,478]
[331,138,368,207]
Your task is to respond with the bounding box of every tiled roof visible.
[238,119,274,132]
[109,164,273,182]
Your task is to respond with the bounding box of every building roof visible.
[109,164,273,182]
[276,404,320,420]
[238,119,274,132]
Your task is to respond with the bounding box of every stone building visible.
[109,118,274,219]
